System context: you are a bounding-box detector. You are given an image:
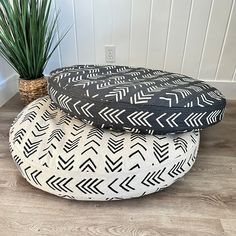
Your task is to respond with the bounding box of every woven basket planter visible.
[19,77,48,105]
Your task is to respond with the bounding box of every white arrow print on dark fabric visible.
[219,109,225,120]
[196,97,204,107]
[206,110,221,124]
[49,87,57,101]
[172,89,191,98]
[81,103,95,117]
[96,82,111,90]
[159,92,179,107]
[200,94,214,106]
[57,94,72,112]
[155,113,167,128]
[188,85,203,92]
[184,112,207,127]
[127,111,154,127]
[70,75,83,83]
[180,88,192,97]
[130,91,154,104]
[207,91,218,101]
[147,86,165,93]
[73,100,81,115]
[98,107,125,124]
[166,112,182,127]
[105,87,129,101]
[184,101,194,108]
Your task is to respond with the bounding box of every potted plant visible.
[0,0,68,104]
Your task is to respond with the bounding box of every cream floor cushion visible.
[9,96,200,201]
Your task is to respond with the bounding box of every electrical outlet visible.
[105,45,116,63]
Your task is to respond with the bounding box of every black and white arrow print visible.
[10,96,200,201]
[76,178,104,195]
[107,137,124,154]
[23,166,42,186]
[58,155,75,171]
[141,169,166,187]
[105,155,123,173]
[57,94,72,112]
[98,107,125,124]
[48,65,226,134]
[13,128,26,144]
[79,158,97,172]
[46,175,73,193]
[127,111,154,127]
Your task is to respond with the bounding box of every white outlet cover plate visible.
[105,45,116,63]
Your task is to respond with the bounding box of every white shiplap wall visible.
[0,57,18,106]
[45,0,236,82]
[1,0,236,106]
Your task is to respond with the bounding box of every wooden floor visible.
[0,95,235,236]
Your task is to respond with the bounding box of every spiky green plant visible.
[0,0,68,80]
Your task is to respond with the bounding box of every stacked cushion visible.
[49,65,226,134]
[9,65,226,201]
[9,97,199,201]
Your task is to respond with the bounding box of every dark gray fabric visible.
[48,65,226,134]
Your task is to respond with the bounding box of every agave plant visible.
[0,0,67,80]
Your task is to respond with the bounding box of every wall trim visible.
[205,80,236,100]
[0,74,18,107]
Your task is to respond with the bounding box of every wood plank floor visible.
[0,95,235,236]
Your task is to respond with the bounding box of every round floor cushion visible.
[48,65,226,135]
[9,96,200,201]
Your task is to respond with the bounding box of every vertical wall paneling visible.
[93,0,113,64]
[43,0,236,81]
[180,0,194,73]
[54,0,78,66]
[198,0,233,80]
[72,0,79,64]
[3,0,236,106]
[146,0,153,67]
[196,0,214,80]
[0,57,15,81]
[111,0,132,65]
[163,0,173,70]
[147,0,172,69]
[164,0,192,73]
[44,0,61,74]
[128,0,133,65]
[0,56,17,107]
[181,0,212,78]
[129,0,151,67]
[74,0,95,64]
[233,66,236,81]
[215,0,236,81]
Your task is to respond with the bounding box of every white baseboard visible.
[205,80,236,100]
[0,74,18,107]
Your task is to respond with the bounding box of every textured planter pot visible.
[19,77,48,105]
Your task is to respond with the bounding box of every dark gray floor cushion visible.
[48,65,226,134]
[9,96,199,201]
